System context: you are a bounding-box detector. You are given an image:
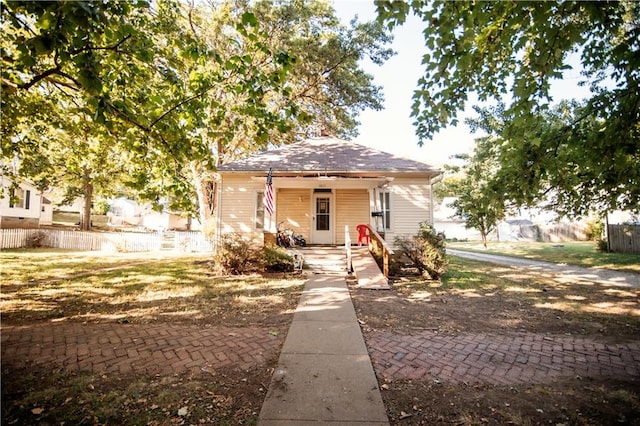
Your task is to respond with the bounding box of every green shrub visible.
[213,233,259,275]
[585,218,605,241]
[596,238,609,252]
[394,222,447,279]
[26,231,47,248]
[262,245,294,272]
[92,199,110,216]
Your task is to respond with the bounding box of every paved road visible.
[449,249,640,289]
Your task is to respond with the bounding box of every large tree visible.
[2,0,392,232]
[157,0,393,231]
[1,0,298,229]
[377,1,639,216]
[449,138,506,248]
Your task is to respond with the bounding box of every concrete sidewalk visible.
[258,274,389,425]
[449,249,640,288]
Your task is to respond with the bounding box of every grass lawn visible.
[0,249,305,326]
[447,240,640,273]
[3,249,639,425]
[353,255,640,425]
[1,249,305,425]
[52,211,109,228]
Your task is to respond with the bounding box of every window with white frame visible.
[9,188,30,209]
[255,191,265,230]
[379,190,391,230]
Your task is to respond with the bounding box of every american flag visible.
[264,168,274,216]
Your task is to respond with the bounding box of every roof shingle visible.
[218,137,440,176]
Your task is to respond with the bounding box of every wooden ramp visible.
[350,247,390,290]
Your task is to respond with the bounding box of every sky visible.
[331,1,591,168]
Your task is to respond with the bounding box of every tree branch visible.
[149,85,216,128]
[16,66,78,90]
[68,35,133,55]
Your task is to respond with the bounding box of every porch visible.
[263,176,391,246]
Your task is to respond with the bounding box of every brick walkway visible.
[3,320,639,387]
[1,322,283,375]
[367,330,640,385]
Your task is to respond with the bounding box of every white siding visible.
[335,189,369,245]
[0,179,42,228]
[276,188,311,241]
[219,176,264,244]
[219,174,436,248]
[384,177,433,243]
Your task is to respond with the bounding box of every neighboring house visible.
[40,197,53,226]
[107,198,144,226]
[107,198,197,231]
[142,211,194,231]
[0,179,44,229]
[217,136,442,246]
[433,196,485,241]
[434,196,587,242]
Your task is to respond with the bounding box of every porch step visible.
[288,247,390,290]
[288,246,347,274]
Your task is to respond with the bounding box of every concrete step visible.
[288,246,347,274]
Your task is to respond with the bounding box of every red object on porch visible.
[356,224,370,246]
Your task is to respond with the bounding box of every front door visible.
[312,192,333,244]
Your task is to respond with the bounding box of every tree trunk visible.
[190,162,217,238]
[481,232,487,249]
[80,169,93,231]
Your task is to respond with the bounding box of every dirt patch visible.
[349,257,640,425]
[1,255,304,425]
[2,362,274,425]
[3,251,639,425]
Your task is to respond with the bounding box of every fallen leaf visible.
[380,384,390,390]
[32,407,44,415]
[178,406,189,416]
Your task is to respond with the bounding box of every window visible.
[9,188,30,209]
[379,190,391,230]
[255,191,265,230]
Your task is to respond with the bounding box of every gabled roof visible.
[218,136,440,176]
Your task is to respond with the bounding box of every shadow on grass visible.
[1,255,305,327]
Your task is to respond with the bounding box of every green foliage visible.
[92,199,110,216]
[2,0,393,230]
[213,233,259,275]
[262,244,294,273]
[596,238,609,253]
[449,135,506,248]
[585,218,605,242]
[376,1,640,217]
[248,0,394,141]
[394,222,447,279]
[469,101,639,217]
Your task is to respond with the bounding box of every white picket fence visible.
[0,229,214,252]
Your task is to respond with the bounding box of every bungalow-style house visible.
[216,136,441,246]
[0,178,46,229]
